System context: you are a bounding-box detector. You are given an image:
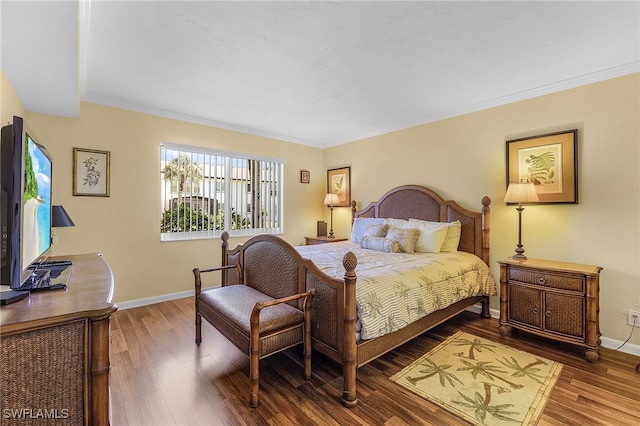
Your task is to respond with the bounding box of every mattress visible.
[295,241,497,340]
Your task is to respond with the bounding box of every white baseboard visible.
[115,285,222,310]
[466,304,640,357]
[117,295,640,357]
[116,289,193,310]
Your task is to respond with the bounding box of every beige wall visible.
[39,103,326,302]
[1,70,326,304]
[2,68,638,348]
[324,73,640,347]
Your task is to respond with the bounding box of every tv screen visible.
[21,132,53,272]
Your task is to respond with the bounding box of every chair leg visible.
[303,319,312,380]
[249,310,261,408]
[195,312,202,344]
[249,342,260,407]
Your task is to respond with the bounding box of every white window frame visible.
[160,142,285,241]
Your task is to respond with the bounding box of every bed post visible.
[481,196,491,267]
[221,231,230,285]
[351,200,357,224]
[341,251,358,407]
[481,196,492,319]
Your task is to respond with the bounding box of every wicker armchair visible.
[194,245,315,408]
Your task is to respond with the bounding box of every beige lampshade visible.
[504,183,539,204]
[323,193,340,207]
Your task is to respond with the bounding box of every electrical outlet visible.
[628,310,640,327]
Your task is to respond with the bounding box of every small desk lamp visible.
[52,205,75,227]
[323,193,340,239]
[504,183,539,260]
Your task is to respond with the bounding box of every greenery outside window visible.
[160,143,284,241]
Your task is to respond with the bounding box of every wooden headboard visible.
[352,185,491,265]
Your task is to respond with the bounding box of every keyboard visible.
[29,260,73,278]
[21,260,73,291]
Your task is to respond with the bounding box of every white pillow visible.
[351,217,386,243]
[402,220,448,253]
[360,236,400,253]
[409,219,461,252]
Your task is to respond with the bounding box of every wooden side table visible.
[305,236,348,245]
[498,258,602,362]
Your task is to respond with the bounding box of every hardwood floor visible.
[110,297,640,425]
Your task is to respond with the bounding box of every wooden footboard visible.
[217,185,492,408]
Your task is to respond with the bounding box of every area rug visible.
[390,331,563,425]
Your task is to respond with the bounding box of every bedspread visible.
[295,242,497,340]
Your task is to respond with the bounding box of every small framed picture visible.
[73,148,110,197]
[300,170,310,184]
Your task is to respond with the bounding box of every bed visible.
[216,184,495,407]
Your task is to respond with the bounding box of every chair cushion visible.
[198,285,304,336]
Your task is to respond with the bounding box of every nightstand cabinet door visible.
[544,292,585,339]
[508,284,543,329]
[498,258,602,363]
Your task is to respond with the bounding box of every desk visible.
[0,253,116,425]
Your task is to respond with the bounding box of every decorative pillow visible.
[385,218,409,229]
[440,220,461,252]
[409,219,462,252]
[360,236,400,253]
[385,227,420,253]
[402,220,447,253]
[351,217,387,243]
[363,223,388,239]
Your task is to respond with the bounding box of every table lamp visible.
[323,193,340,238]
[52,205,75,227]
[504,183,539,260]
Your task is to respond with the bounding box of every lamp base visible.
[511,244,527,260]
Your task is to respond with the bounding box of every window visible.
[160,143,284,241]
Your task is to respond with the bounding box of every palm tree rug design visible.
[390,331,563,425]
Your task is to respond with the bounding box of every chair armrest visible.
[193,264,240,296]
[250,289,316,325]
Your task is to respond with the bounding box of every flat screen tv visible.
[1,116,53,289]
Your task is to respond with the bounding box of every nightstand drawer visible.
[508,268,584,292]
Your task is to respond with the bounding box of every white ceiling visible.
[2,1,639,148]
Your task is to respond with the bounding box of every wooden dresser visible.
[497,258,602,362]
[0,253,116,425]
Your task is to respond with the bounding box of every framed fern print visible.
[506,129,578,204]
[327,166,351,207]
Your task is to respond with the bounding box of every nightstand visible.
[304,236,348,245]
[498,258,602,362]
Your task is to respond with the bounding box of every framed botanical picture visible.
[506,129,578,204]
[73,148,111,197]
[327,166,351,207]
[300,170,310,184]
